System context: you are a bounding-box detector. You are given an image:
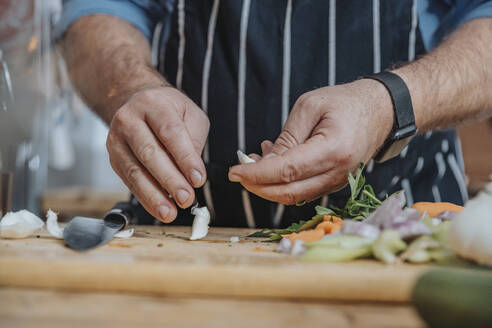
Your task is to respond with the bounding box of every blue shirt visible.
[56,0,492,51]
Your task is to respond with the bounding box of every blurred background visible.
[0,0,491,221]
[0,0,127,220]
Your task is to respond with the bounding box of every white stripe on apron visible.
[408,0,418,61]
[176,0,186,90]
[447,153,469,203]
[151,22,163,67]
[401,178,414,206]
[320,0,337,208]
[432,152,446,202]
[372,0,381,73]
[238,0,255,228]
[200,0,221,217]
[272,0,293,228]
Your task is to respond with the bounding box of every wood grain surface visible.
[0,226,428,302]
[0,288,425,328]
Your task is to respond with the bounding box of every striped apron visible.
[134,0,468,228]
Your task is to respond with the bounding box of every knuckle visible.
[296,92,318,109]
[158,120,182,142]
[147,193,164,210]
[279,161,299,183]
[280,191,298,205]
[138,143,156,163]
[275,129,300,151]
[112,109,130,128]
[126,165,141,187]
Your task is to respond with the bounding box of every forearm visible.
[393,18,492,132]
[60,14,168,124]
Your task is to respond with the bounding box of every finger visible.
[107,140,178,223]
[240,170,348,205]
[229,134,346,185]
[182,101,210,155]
[261,140,273,157]
[248,153,262,161]
[145,101,207,188]
[124,120,195,208]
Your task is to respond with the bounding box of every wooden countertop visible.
[0,226,427,327]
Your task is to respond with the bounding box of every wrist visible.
[103,66,170,124]
[350,78,395,157]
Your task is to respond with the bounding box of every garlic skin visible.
[0,210,44,238]
[46,210,134,239]
[448,188,492,267]
[237,150,255,164]
[46,209,64,238]
[190,206,211,240]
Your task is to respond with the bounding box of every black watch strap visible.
[364,71,417,162]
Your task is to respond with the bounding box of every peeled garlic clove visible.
[237,150,255,164]
[0,210,44,239]
[46,209,64,239]
[190,206,211,240]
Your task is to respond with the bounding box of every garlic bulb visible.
[448,185,492,266]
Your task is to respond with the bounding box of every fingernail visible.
[159,205,170,220]
[190,169,203,186]
[176,189,190,205]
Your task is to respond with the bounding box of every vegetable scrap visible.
[46,210,134,239]
[0,210,44,238]
[250,163,472,265]
[230,236,240,242]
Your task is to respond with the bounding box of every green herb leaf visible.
[315,205,335,216]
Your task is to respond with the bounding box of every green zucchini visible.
[412,268,492,328]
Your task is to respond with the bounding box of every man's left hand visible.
[228,79,395,204]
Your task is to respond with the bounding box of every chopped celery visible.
[372,230,407,264]
[305,235,375,250]
[301,245,372,262]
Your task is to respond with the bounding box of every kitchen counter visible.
[0,226,426,327]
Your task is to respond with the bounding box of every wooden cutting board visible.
[0,226,428,302]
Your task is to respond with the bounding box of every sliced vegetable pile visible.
[249,164,466,264]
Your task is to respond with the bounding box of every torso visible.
[139,0,468,228]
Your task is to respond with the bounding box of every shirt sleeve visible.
[54,0,174,41]
[419,0,492,50]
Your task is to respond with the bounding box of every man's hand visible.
[61,15,211,223]
[107,86,209,222]
[228,79,394,205]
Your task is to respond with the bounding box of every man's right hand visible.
[106,86,210,223]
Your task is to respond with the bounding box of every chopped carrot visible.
[316,220,343,234]
[282,229,325,243]
[323,215,343,223]
[411,202,464,218]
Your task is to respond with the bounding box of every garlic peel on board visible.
[0,210,44,238]
[46,210,134,239]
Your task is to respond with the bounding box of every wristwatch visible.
[363,71,418,163]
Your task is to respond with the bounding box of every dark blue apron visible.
[135,0,468,228]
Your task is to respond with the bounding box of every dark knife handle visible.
[103,201,135,230]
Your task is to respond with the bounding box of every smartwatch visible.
[363,71,418,163]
